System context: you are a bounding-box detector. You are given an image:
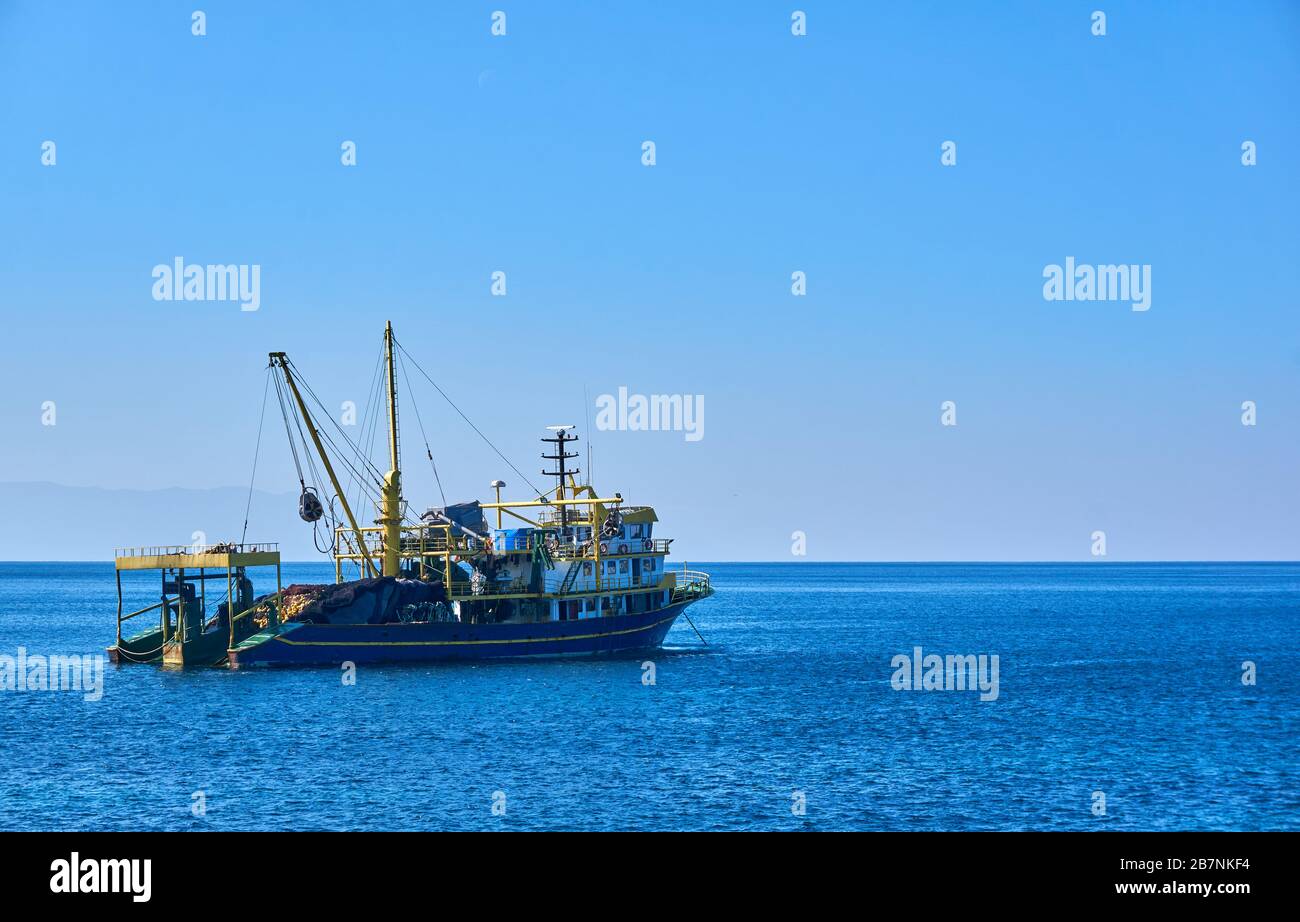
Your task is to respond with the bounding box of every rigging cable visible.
[289,402,345,557]
[344,343,387,521]
[349,352,383,523]
[681,609,709,646]
[270,353,390,573]
[392,336,544,497]
[273,358,379,556]
[287,356,388,489]
[397,349,447,508]
[240,367,272,545]
[273,369,306,489]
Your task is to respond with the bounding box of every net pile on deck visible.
[250,577,448,628]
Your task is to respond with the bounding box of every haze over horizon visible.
[0,478,1296,563]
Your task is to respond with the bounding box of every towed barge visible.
[109,321,712,667]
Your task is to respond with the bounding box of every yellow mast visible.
[377,321,403,577]
[270,352,377,578]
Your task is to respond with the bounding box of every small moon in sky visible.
[477,70,494,88]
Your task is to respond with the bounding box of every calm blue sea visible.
[0,561,1296,831]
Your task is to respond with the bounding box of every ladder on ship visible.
[558,561,581,595]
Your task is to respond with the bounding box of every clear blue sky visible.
[1,1,1297,560]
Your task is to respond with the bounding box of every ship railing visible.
[465,579,532,598]
[399,534,481,554]
[550,538,671,559]
[534,504,651,528]
[484,536,668,557]
[543,572,664,594]
[534,510,592,527]
[454,573,665,599]
[114,542,280,558]
[328,521,669,566]
[493,534,542,553]
[333,525,481,558]
[671,569,712,601]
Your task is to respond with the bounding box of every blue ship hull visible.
[226,600,696,666]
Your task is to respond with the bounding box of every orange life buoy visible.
[643,539,652,551]
[599,543,608,555]
[619,543,629,555]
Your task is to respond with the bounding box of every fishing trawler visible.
[108,322,712,667]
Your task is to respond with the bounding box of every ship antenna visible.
[541,425,579,528]
[583,385,593,487]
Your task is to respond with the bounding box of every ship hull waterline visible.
[226,599,702,667]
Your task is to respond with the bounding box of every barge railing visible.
[112,542,282,663]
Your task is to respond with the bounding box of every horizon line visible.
[3,559,1298,566]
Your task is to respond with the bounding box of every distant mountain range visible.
[0,482,325,561]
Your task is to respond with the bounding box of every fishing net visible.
[248,577,448,628]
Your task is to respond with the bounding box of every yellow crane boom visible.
[269,351,379,578]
